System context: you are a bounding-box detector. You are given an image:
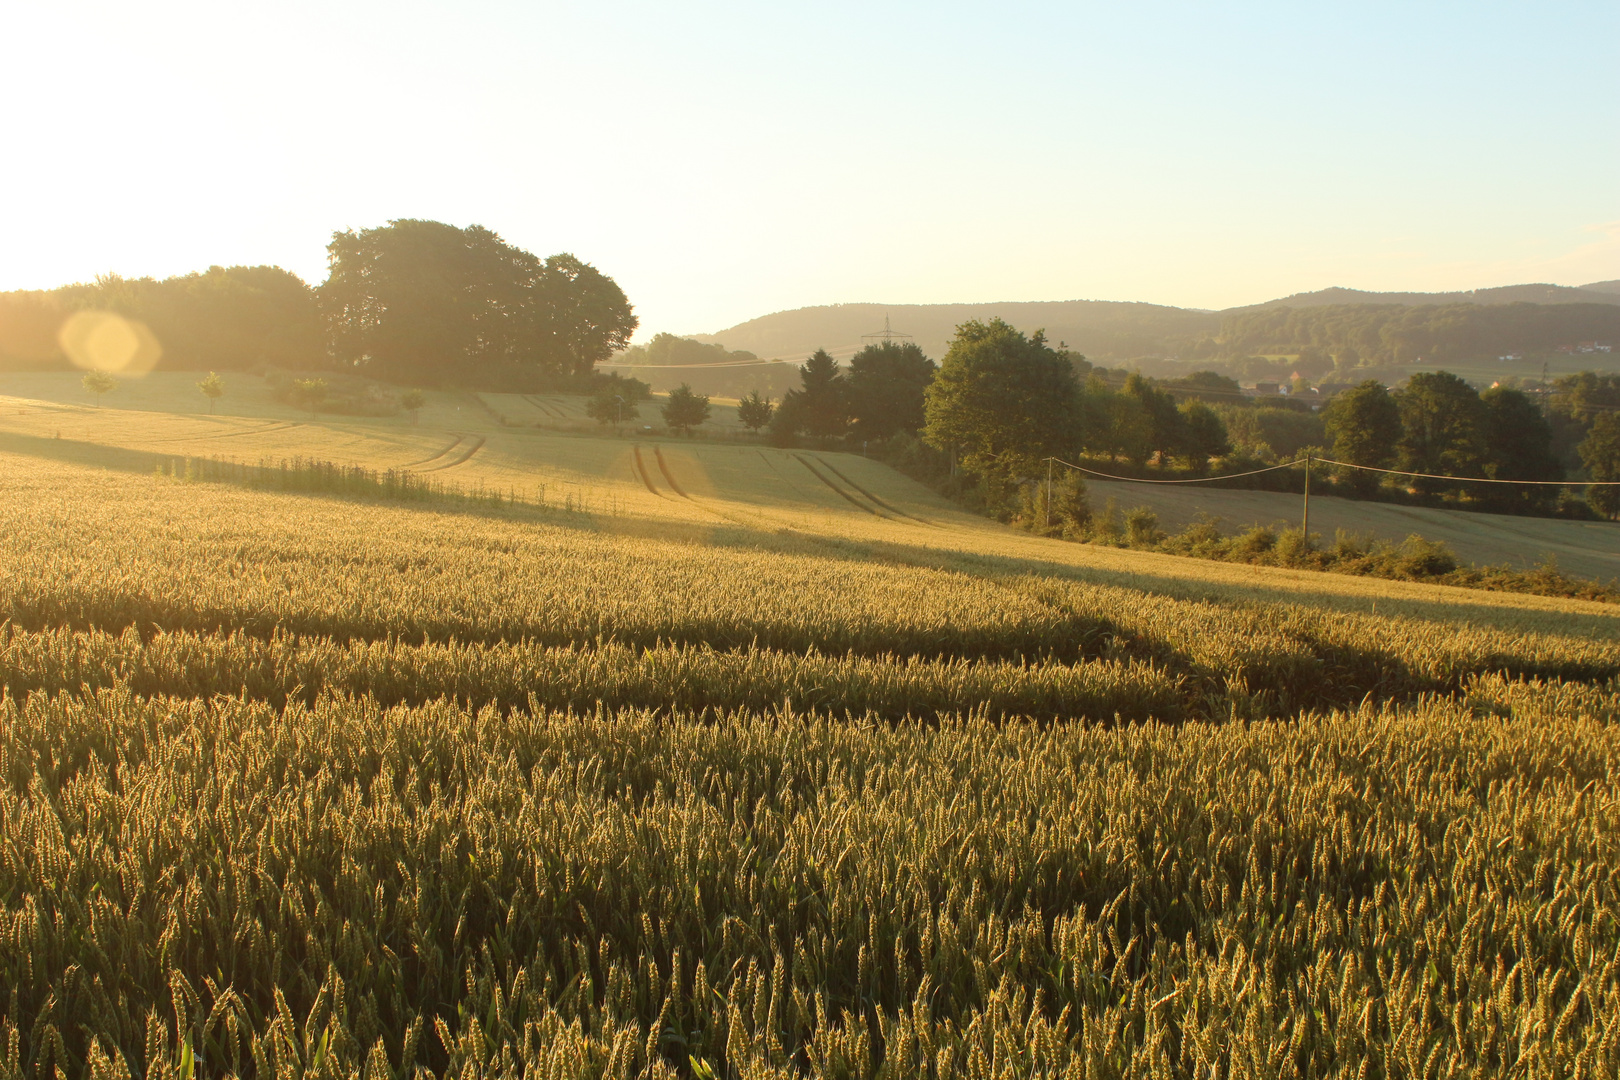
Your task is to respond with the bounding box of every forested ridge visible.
[1204,302,1620,367]
[690,284,1620,369]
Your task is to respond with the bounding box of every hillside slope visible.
[678,284,1620,366]
[687,300,1217,364]
[3,370,1617,595]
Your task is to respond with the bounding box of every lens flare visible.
[57,310,162,375]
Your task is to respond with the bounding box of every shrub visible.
[1178,513,1224,553]
[1328,528,1372,562]
[1089,497,1124,544]
[1235,524,1277,557]
[1015,472,1089,537]
[1274,527,1315,565]
[1124,506,1162,547]
[1395,534,1458,577]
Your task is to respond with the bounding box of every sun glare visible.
[57,309,162,375]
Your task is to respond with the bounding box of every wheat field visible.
[1,375,1618,1078]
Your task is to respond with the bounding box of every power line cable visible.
[1312,457,1620,486]
[1044,457,1305,483]
[1045,455,1620,487]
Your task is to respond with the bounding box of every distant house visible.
[1497,353,1522,361]
[1254,381,1279,395]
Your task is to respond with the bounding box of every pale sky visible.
[2,1,1616,339]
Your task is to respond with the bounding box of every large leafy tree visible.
[1549,372,1620,470]
[1396,371,1486,495]
[1324,380,1401,495]
[923,319,1077,478]
[319,219,636,384]
[1578,413,1620,518]
[845,340,935,440]
[1176,400,1230,472]
[1480,386,1562,511]
[1122,373,1184,467]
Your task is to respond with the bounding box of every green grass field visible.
[1084,479,1620,583]
[2,370,1619,1078]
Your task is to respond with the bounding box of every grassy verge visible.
[1028,499,1620,603]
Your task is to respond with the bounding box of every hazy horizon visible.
[3,1,1616,342]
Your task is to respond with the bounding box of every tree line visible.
[658,318,1619,521]
[0,220,637,390]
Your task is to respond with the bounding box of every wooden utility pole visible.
[1045,458,1054,531]
[1302,454,1312,538]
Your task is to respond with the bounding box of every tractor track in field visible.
[399,435,464,469]
[416,435,486,472]
[641,444,741,523]
[149,419,298,444]
[523,395,567,419]
[758,451,817,502]
[795,455,888,518]
[653,446,692,498]
[213,419,300,440]
[631,445,664,496]
[813,456,937,527]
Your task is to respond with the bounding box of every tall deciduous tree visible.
[1480,386,1562,511]
[319,220,636,385]
[1396,372,1486,495]
[1119,373,1184,467]
[846,341,935,440]
[1324,380,1401,495]
[923,319,1077,478]
[1578,413,1620,518]
[1176,400,1230,472]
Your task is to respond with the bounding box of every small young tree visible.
[82,369,117,406]
[197,371,225,414]
[661,383,710,434]
[400,388,426,424]
[737,390,774,433]
[587,389,638,431]
[292,378,328,419]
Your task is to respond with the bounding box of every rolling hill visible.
[669,280,1620,369]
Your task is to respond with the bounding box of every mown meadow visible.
[2,447,1618,1079]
